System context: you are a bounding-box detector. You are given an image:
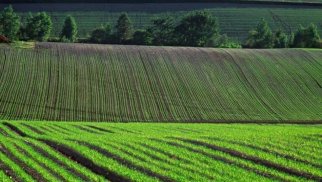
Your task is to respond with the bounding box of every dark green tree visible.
[292,24,320,48]
[115,13,133,44]
[174,11,219,47]
[288,32,295,47]
[90,24,112,44]
[132,29,152,45]
[60,15,77,42]
[0,5,20,40]
[25,12,52,41]
[245,18,274,48]
[274,30,288,48]
[148,16,175,46]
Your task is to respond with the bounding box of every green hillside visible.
[1,3,321,41]
[0,42,321,122]
[0,122,321,181]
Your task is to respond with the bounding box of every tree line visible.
[0,5,321,48]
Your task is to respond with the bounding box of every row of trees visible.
[245,19,321,48]
[89,11,220,47]
[0,6,77,42]
[89,12,321,48]
[0,5,321,48]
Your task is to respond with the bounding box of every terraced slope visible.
[1,3,321,40]
[0,121,321,181]
[0,43,321,122]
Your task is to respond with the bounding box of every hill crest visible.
[0,42,321,122]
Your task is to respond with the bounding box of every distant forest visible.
[2,0,322,5]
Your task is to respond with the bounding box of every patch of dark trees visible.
[0,5,321,49]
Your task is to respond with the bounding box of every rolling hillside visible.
[0,42,321,122]
[1,3,321,40]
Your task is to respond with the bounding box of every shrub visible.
[0,5,20,41]
[90,24,112,44]
[208,34,241,48]
[132,29,152,45]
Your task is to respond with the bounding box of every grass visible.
[1,3,321,40]
[0,42,321,122]
[10,41,35,49]
[0,121,321,181]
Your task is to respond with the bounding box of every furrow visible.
[39,139,130,182]
[177,138,322,181]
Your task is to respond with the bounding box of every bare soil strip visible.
[109,126,139,134]
[48,125,70,135]
[21,123,45,135]
[14,144,66,182]
[0,144,46,181]
[24,140,90,181]
[2,122,28,137]
[105,142,172,173]
[76,140,174,182]
[206,136,322,169]
[124,143,214,180]
[177,138,322,181]
[153,139,286,181]
[0,158,22,182]
[53,124,71,133]
[138,143,194,165]
[39,139,129,182]
[0,127,9,137]
[86,125,115,133]
[73,125,101,134]
[123,143,168,163]
[39,126,55,133]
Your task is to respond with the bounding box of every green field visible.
[1,3,321,40]
[1,1,322,181]
[0,42,321,122]
[0,121,321,181]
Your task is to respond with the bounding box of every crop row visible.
[0,43,321,122]
[0,121,321,181]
